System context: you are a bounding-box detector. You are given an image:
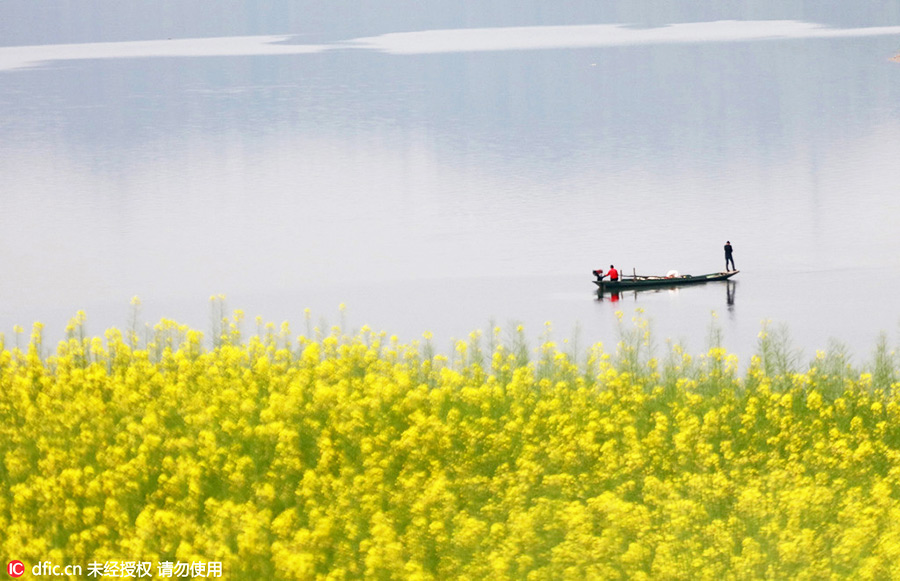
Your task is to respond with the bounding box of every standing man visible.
[724,241,736,271]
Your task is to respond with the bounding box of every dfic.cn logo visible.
[7,561,25,578]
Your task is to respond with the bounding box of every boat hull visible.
[594,270,738,291]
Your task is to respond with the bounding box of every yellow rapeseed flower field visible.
[3,308,900,579]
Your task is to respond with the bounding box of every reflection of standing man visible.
[724,241,736,271]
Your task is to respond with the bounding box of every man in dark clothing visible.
[724,241,735,271]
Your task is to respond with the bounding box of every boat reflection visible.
[596,285,681,302]
[595,280,739,309]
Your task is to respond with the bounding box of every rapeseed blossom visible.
[2,311,900,579]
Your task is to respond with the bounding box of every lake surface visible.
[2,1,900,364]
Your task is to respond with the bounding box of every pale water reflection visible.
[2,6,900,363]
[348,21,900,54]
[4,20,900,71]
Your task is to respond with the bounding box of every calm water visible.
[2,1,900,363]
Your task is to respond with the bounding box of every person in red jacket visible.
[593,265,619,282]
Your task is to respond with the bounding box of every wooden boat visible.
[594,270,738,291]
